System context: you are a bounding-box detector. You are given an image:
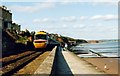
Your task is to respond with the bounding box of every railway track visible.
[0,50,45,76]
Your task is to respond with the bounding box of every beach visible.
[83,58,119,75]
[74,41,120,75]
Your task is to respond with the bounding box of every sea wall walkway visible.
[62,50,105,74]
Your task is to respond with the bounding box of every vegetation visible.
[2,27,88,53]
[2,29,35,53]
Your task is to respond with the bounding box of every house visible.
[0,5,12,30]
[0,6,21,33]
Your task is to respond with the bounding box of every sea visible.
[76,40,120,58]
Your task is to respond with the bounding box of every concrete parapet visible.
[34,46,57,74]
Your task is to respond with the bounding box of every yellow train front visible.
[33,31,49,50]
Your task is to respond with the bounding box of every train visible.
[33,31,49,49]
[33,31,66,50]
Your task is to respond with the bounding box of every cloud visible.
[91,0,118,2]
[33,18,55,23]
[61,16,77,22]
[62,24,68,27]
[41,18,50,22]
[61,0,119,2]
[72,24,86,28]
[60,0,118,6]
[104,15,118,20]
[33,16,77,23]
[12,19,25,25]
[91,2,118,6]
[90,15,118,21]
[80,16,87,20]
[91,15,104,20]
[8,2,55,13]
[2,0,56,2]
[2,0,119,2]
[33,14,117,24]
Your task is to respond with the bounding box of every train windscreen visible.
[35,34,47,40]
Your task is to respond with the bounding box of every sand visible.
[83,58,119,75]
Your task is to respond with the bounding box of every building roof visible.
[0,5,12,14]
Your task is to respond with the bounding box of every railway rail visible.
[0,50,48,76]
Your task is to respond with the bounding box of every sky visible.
[1,0,119,40]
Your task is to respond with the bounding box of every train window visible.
[35,34,47,40]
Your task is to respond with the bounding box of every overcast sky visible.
[2,0,119,40]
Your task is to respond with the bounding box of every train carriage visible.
[33,31,49,49]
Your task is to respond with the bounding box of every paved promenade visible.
[62,50,106,75]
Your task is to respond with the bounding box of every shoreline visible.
[82,57,119,75]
